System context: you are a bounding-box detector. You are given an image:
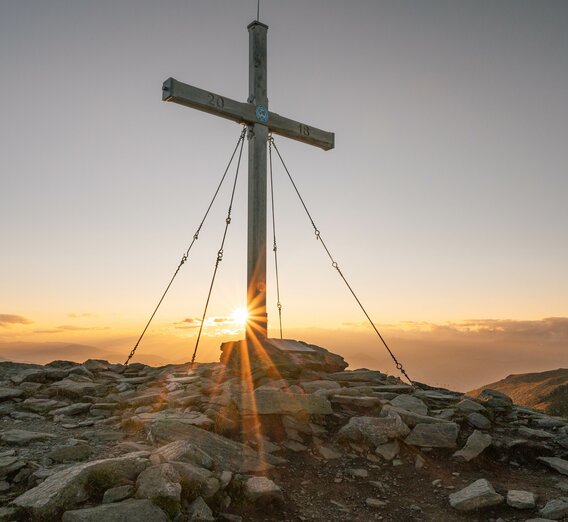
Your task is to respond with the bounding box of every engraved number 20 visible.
[207,92,225,109]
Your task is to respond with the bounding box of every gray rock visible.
[135,463,182,515]
[245,476,284,507]
[539,497,568,520]
[0,456,26,480]
[50,403,92,417]
[61,499,168,521]
[453,430,492,461]
[102,484,134,503]
[20,398,67,413]
[456,398,486,413]
[169,462,216,500]
[507,490,536,509]
[146,412,214,440]
[187,496,215,521]
[406,423,459,448]
[449,479,504,511]
[0,507,18,521]
[375,440,400,461]
[476,389,513,411]
[47,443,91,463]
[0,429,56,445]
[327,370,387,383]
[381,404,453,427]
[9,411,44,421]
[390,394,428,415]
[300,380,341,394]
[150,420,280,475]
[0,388,24,401]
[11,453,149,518]
[238,389,332,415]
[152,440,214,469]
[331,395,382,409]
[467,412,492,430]
[518,426,555,439]
[337,414,410,447]
[48,379,102,399]
[539,457,568,476]
[316,445,342,459]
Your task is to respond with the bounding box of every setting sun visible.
[231,307,249,326]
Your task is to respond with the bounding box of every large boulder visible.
[11,453,150,519]
[220,339,347,378]
[135,463,182,517]
[61,499,168,521]
[337,414,410,447]
[148,421,284,473]
[405,423,459,448]
[449,479,504,511]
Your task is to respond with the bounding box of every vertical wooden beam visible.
[246,21,269,342]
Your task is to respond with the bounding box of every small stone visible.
[365,498,386,508]
[415,454,426,470]
[316,445,342,460]
[187,496,215,521]
[348,468,368,478]
[244,476,284,507]
[449,479,504,511]
[375,440,399,461]
[102,484,134,504]
[507,490,536,509]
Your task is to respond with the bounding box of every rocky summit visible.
[0,344,567,521]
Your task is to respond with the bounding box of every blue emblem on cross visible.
[256,105,269,123]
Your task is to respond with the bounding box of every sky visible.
[1,0,567,391]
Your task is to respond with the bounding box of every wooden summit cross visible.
[162,21,334,345]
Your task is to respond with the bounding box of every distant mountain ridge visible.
[0,341,170,367]
[469,368,568,417]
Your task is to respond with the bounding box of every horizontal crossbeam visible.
[162,77,334,151]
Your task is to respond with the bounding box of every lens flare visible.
[232,307,249,326]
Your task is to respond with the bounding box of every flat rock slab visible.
[337,415,410,447]
[406,422,459,448]
[327,370,387,383]
[507,490,536,509]
[48,379,103,399]
[148,419,284,473]
[538,457,568,476]
[449,479,504,511]
[390,394,428,415]
[453,430,492,461]
[237,390,332,415]
[0,429,56,445]
[381,404,453,427]
[539,497,568,520]
[12,453,150,518]
[0,388,24,401]
[61,499,168,521]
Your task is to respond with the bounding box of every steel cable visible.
[124,127,247,365]
[270,138,414,385]
[190,129,246,366]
